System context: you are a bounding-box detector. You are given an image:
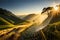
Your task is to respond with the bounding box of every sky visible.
[0,0,60,15]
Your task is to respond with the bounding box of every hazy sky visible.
[0,0,60,15]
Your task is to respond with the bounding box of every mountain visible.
[0,8,29,25]
[17,15,28,19]
[23,14,37,21]
[43,11,60,40]
[0,8,30,29]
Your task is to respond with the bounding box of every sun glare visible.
[51,2,59,11]
[53,6,58,11]
[52,5,59,16]
[51,3,59,16]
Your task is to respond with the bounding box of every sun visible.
[52,4,60,16]
[53,6,58,11]
[52,2,59,10]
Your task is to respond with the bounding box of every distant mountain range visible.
[17,15,27,19]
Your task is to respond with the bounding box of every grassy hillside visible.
[43,21,60,40]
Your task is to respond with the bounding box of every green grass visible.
[43,21,60,40]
